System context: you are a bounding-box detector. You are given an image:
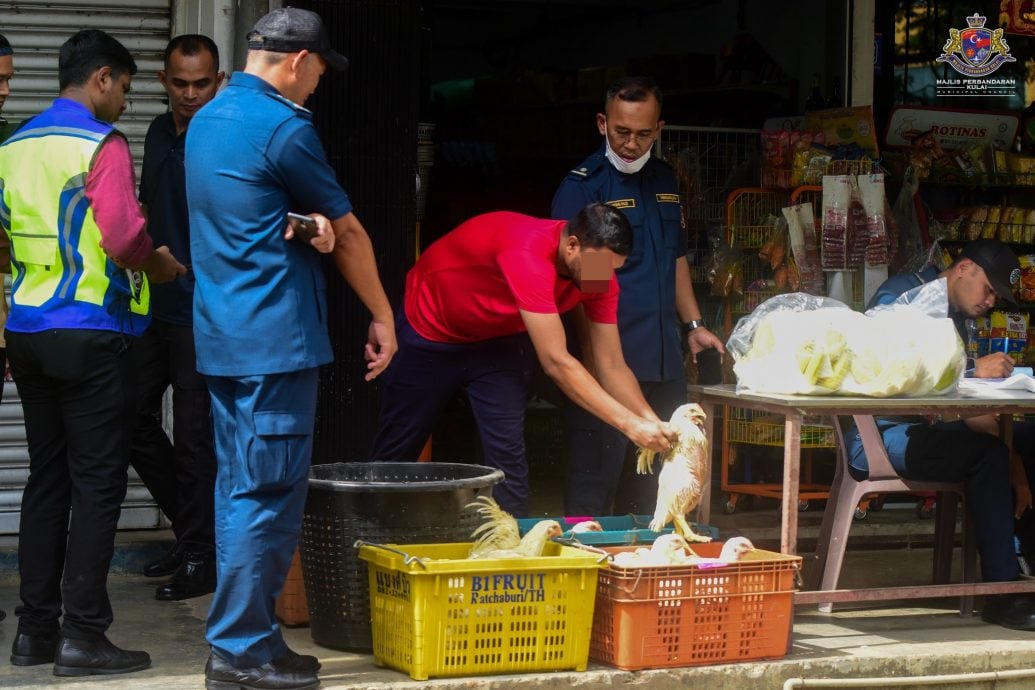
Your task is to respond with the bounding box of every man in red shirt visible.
[371,203,677,516]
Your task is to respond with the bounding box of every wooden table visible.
[688,383,1035,604]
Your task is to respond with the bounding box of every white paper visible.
[958,373,1035,395]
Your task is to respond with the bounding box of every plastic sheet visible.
[728,282,964,397]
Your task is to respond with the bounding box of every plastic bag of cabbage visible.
[727,281,964,397]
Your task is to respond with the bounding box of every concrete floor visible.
[3,502,1035,689]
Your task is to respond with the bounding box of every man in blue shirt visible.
[853,239,1035,630]
[552,77,724,515]
[186,9,396,690]
[133,34,224,601]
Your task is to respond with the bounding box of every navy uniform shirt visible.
[868,265,974,374]
[186,72,352,376]
[551,145,687,382]
[139,112,193,325]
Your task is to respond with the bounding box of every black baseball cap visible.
[246,7,348,71]
[961,238,1020,306]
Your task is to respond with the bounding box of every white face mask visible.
[604,134,652,174]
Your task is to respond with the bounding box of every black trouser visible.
[563,377,687,516]
[8,329,135,638]
[130,320,216,554]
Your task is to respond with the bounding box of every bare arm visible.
[330,212,397,380]
[520,309,674,451]
[675,256,724,362]
[582,318,660,420]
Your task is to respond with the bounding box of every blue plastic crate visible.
[516,514,719,546]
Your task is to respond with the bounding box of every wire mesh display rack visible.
[723,187,787,321]
[721,186,836,515]
[657,126,761,283]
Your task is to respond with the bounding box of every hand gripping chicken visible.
[466,496,563,559]
[637,403,712,543]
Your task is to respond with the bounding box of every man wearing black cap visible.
[848,238,1035,631]
[185,8,396,690]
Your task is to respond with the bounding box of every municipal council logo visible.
[936,13,1016,77]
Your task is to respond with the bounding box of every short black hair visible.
[0,33,12,56]
[164,34,220,70]
[58,29,137,91]
[566,203,633,256]
[604,76,663,110]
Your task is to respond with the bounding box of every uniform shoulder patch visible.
[565,155,605,181]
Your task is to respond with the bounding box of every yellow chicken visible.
[466,496,562,559]
[637,403,712,543]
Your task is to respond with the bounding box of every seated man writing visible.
[849,239,1035,630]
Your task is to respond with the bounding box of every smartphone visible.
[287,212,319,242]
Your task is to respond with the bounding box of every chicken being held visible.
[466,496,562,559]
[637,403,712,543]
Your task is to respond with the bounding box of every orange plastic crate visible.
[588,542,800,670]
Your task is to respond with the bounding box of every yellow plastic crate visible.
[726,408,835,448]
[357,541,603,681]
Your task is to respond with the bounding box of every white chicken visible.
[637,403,712,543]
[569,520,603,534]
[611,533,694,567]
[719,536,755,562]
[466,496,562,559]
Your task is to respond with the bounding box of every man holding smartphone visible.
[186,8,396,690]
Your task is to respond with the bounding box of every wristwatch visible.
[684,319,705,335]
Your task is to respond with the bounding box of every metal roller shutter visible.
[1,0,172,169]
[0,0,172,535]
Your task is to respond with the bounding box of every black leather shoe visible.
[10,631,60,666]
[53,634,151,676]
[273,647,321,673]
[155,551,216,601]
[981,594,1035,631]
[205,651,319,690]
[144,543,185,578]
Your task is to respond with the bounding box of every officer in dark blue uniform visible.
[849,240,1035,630]
[551,77,724,515]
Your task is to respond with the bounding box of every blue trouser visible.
[846,418,1024,582]
[563,377,686,516]
[371,313,535,516]
[204,369,318,668]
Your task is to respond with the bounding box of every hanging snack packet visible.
[858,173,889,267]
[821,175,852,270]
[783,202,824,294]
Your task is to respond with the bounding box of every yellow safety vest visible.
[0,100,150,335]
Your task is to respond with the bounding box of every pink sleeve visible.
[85,135,153,267]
